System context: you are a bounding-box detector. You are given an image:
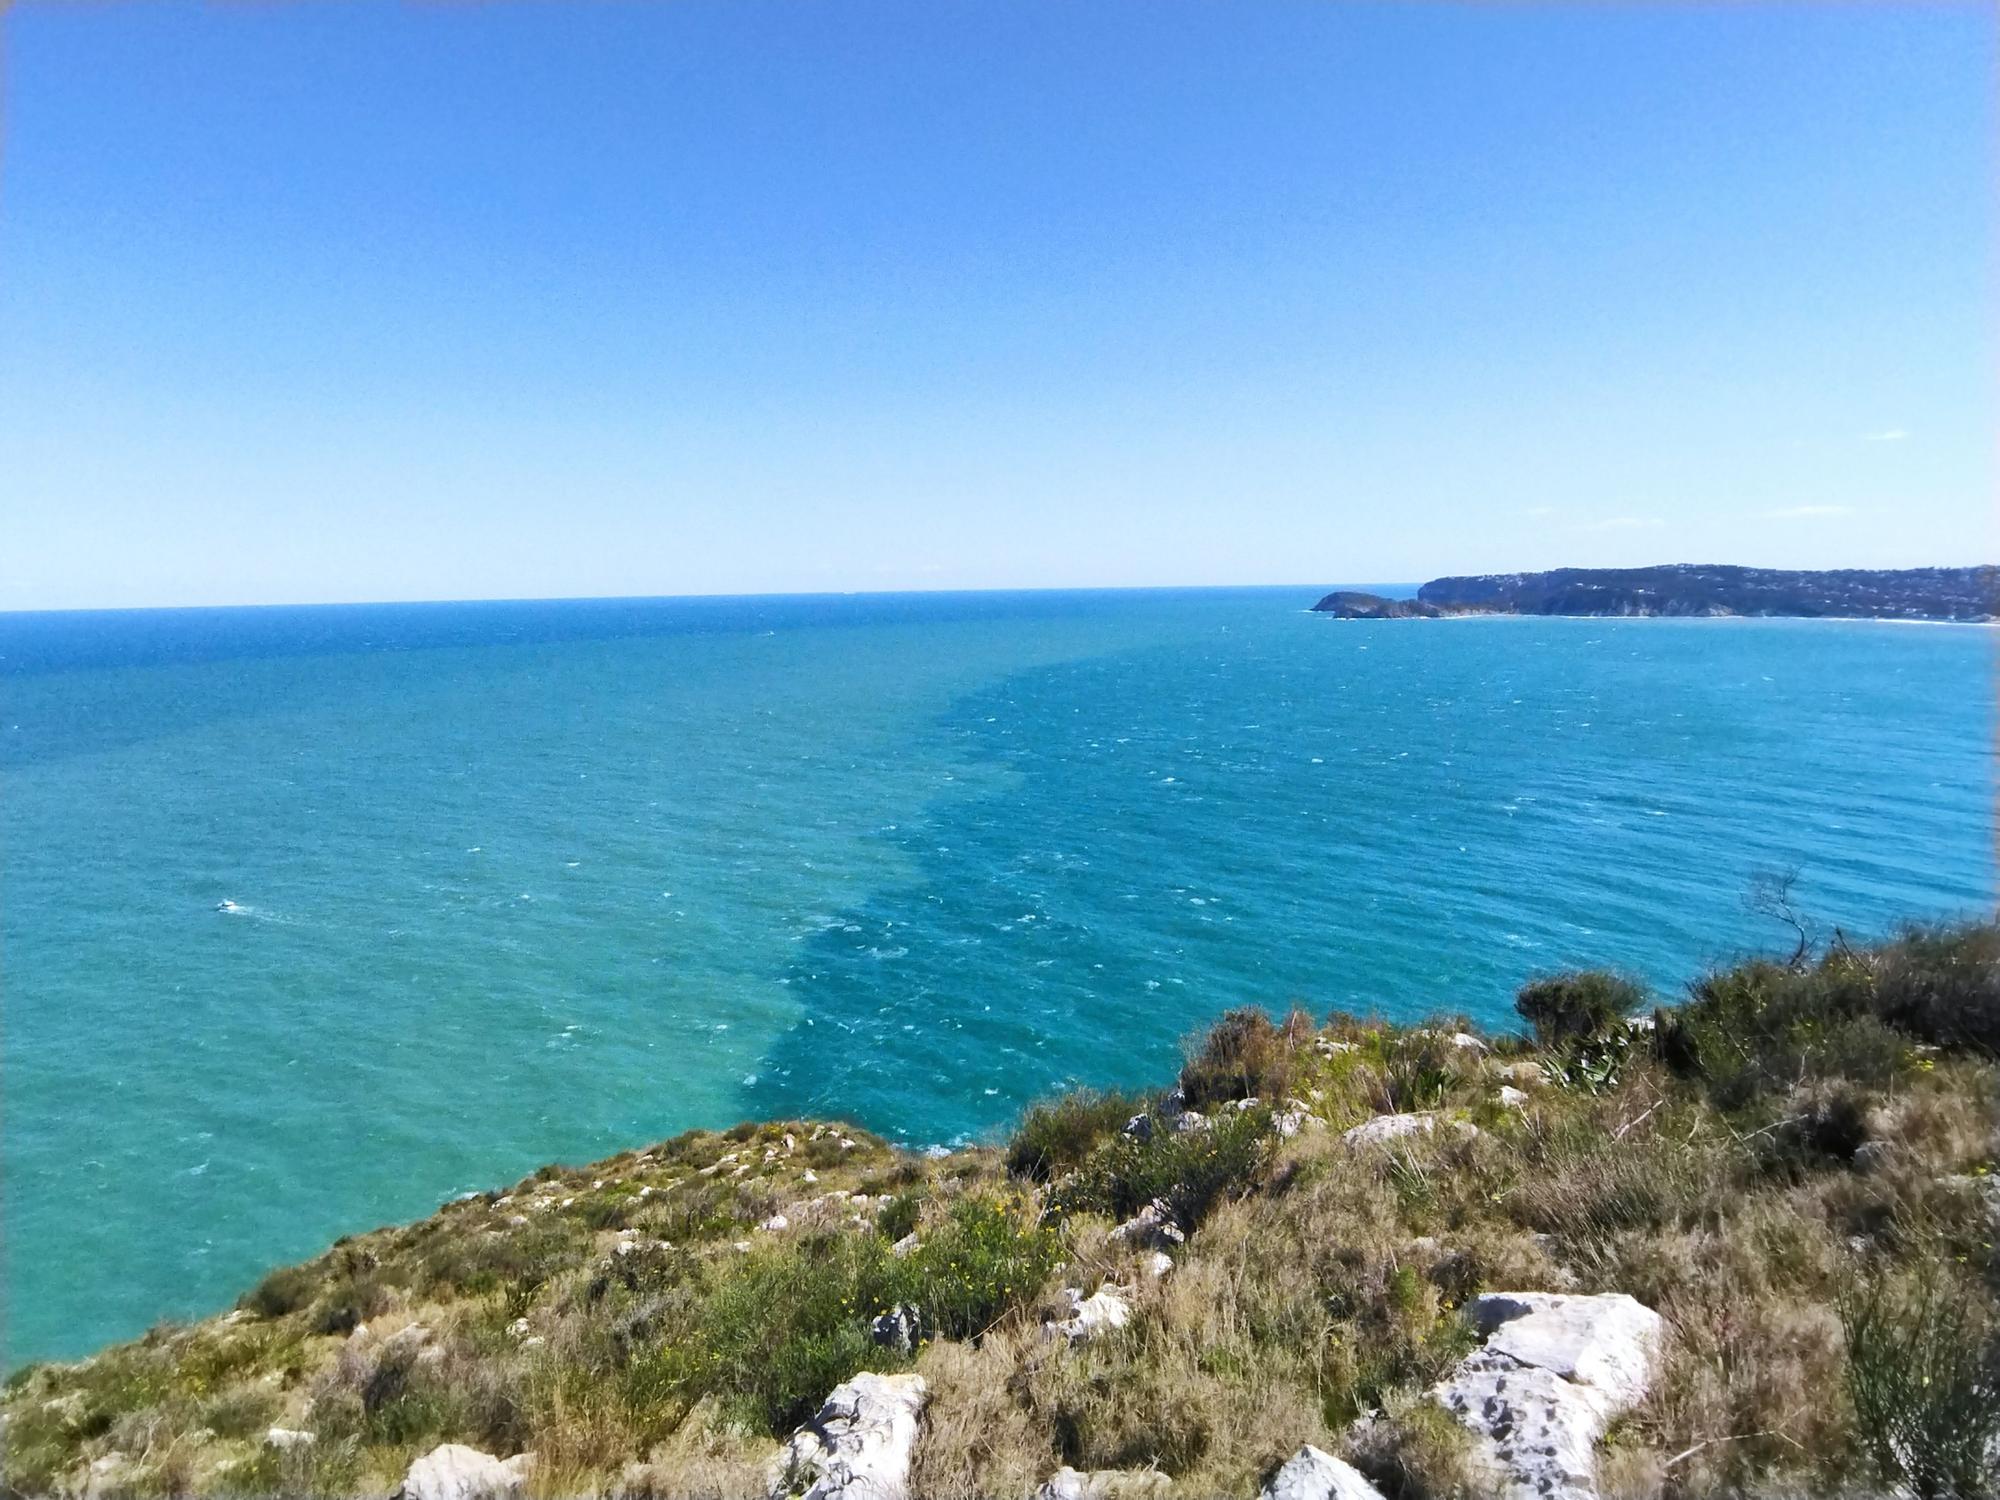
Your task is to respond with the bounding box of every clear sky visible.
[2,2,1992,610]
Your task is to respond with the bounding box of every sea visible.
[2,586,1992,1366]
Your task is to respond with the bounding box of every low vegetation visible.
[4,918,1996,1499]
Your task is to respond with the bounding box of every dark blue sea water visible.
[3,587,1992,1365]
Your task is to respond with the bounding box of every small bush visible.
[1514,970,1643,1049]
[240,1263,319,1320]
[876,1189,924,1243]
[311,1271,392,1336]
[899,1194,1060,1340]
[694,1234,900,1434]
[1179,1008,1311,1108]
[1006,1090,1149,1182]
[198,1385,279,1440]
[1872,921,2000,1054]
[1052,1105,1270,1230]
[1379,1031,1460,1113]
[1780,1082,1873,1170]
[1665,952,1914,1107]
[1841,1265,1999,1499]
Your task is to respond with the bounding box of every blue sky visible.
[2,2,1992,609]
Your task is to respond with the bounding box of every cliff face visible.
[1414,564,1996,621]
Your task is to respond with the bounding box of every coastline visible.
[1313,609,2000,628]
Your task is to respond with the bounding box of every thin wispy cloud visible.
[1861,428,1909,442]
[1581,516,1663,532]
[1762,504,1855,520]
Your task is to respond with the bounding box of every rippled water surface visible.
[3,588,1992,1362]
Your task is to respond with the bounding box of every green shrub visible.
[1664,953,1911,1107]
[1006,1090,1150,1182]
[1872,921,2000,1054]
[1179,1008,1310,1108]
[1768,1082,1873,1173]
[876,1189,924,1243]
[1052,1105,1270,1230]
[240,1263,319,1320]
[899,1194,1060,1340]
[1514,970,1643,1049]
[1841,1266,1999,1499]
[1662,922,1998,1111]
[1381,1030,1459,1112]
[198,1385,279,1440]
[694,1233,899,1434]
[310,1271,392,1335]
[578,1194,634,1231]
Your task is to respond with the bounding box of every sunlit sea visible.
[3,587,1992,1364]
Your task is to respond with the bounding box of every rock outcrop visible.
[1341,1112,1477,1148]
[1110,1199,1186,1252]
[1311,592,1441,619]
[1051,1284,1133,1342]
[772,1372,927,1500]
[1259,1445,1386,1500]
[396,1444,533,1500]
[1431,1292,1664,1500]
[870,1303,924,1356]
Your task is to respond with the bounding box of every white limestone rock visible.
[1341,1113,1477,1148]
[870,1303,924,1356]
[1035,1467,1173,1499]
[771,1372,927,1500]
[84,1453,133,1500]
[1496,1085,1530,1110]
[1259,1445,1388,1500]
[1431,1292,1665,1500]
[1273,1102,1324,1139]
[1109,1199,1185,1252]
[1051,1284,1133,1343]
[397,1443,534,1500]
[265,1427,316,1451]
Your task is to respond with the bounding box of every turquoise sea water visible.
[3,587,1993,1366]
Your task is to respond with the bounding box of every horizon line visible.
[5,560,1994,619]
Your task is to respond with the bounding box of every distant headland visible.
[1314,564,1996,622]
